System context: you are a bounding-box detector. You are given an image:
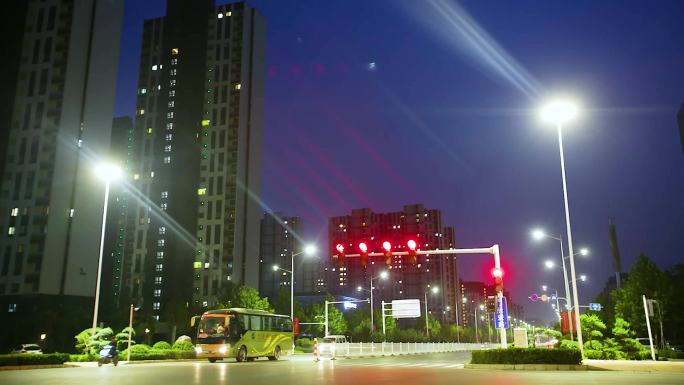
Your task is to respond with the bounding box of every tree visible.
[664,264,684,343]
[613,254,671,338]
[271,288,290,316]
[326,298,347,335]
[218,284,273,312]
[580,313,607,342]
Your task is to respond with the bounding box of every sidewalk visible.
[583,359,684,373]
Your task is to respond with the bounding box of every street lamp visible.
[541,285,548,292]
[272,243,317,323]
[91,163,122,336]
[539,97,584,357]
[544,260,555,269]
[358,270,389,333]
[425,286,439,337]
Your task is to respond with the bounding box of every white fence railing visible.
[321,342,498,358]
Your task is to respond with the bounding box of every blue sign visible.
[494,296,509,329]
[550,294,558,301]
[589,303,602,311]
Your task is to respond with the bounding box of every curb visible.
[0,364,76,371]
[465,363,588,371]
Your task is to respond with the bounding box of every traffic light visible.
[382,241,392,266]
[492,267,503,292]
[406,239,418,264]
[333,243,345,267]
[358,242,369,268]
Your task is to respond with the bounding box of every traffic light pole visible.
[338,245,507,348]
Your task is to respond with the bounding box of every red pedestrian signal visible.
[333,243,346,267]
[359,242,369,268]
[382,241,392,266]
[407,239,418,264]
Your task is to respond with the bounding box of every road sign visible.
[589,302,602,311]
[494,296,509,329]
[528,294,539,302]
[391,299,421,318]
[550,294,558,301]
[541,294,549,302]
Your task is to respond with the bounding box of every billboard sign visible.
[391,299,421,318]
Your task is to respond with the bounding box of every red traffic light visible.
[382,241,391,252]
[492,268,503,278]
[359,242,368,254]
[407,239,417,250]
[359,242,369,268]
[336,244,345,254]
[382,241,392,266]
[407,239,418,264]
[333,243,346,267]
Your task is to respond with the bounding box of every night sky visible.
[114,0,684,323]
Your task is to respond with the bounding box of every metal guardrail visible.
[320,342,498,358]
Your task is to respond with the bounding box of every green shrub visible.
[296,338,313,348]
[557,340,579,350]
[152,341,172,350]
[0,353,70,366]
[172,341,195,351]
[470,348,582,365]
[584,349,604,359]
[68,354,97,362]
[584,340,604,351]
[130,344,152,354]
[128,349,195,361]
[657,350,684,360]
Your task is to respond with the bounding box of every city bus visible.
[192,308,293,362]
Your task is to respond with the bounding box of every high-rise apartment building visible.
[678,104,683,155]
[0,0,123,350]
[258,212,324,301]
[327,204,459,323]
[121,0,265,336]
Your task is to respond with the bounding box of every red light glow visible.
[407,239,417,250]
[382,241,391,251]
[336,244,345,253]
[492,267,503,278]
[359,242,368,253]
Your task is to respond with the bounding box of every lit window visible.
[154,289,161,297]
[168,101,174,108]
[133,174,140,180]
[161,203,167,211]
[155,264,163,272]
[77,139,83,147]
[7,227,15,236]
[202,301,208,307]
[204,262,210,269]
[153,302,160,310]
[150,171,155,178]
[171,58,178,65]
[157,84,161,90]
[166,123,174,130]
[193,261,202,269]
[153,315,160,321]
[163,156,171,164]
[166,112,174,119]
[8,304,17,313]
[164,145,172,152]
[158,227,166,235]
[165,134,172,141]
[138,108,145,115]
[227,11,232,16]
[157,239,165,247]
[147,127,152,134]
[156,251,164,258]
[170,79,176,87]
[234,84,241,90]
[161,191,168,199]
[69,209,75,217]
[197,188,207,196]
[10,208,18,217]
[170,69,176,76]
[171,48,179,55]
[152,65,158,71]
[168,90,175,97]
[140,88,147,94]
[201,119,210,126]
[217,13,223,18]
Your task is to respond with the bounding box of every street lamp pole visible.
[474,304,479,343]
[556,121,584,356]
[92,173,114,336]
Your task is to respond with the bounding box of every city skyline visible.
[113,0,684,323]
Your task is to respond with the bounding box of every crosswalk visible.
[332,361,465,369]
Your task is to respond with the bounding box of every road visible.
[2,352,683,385]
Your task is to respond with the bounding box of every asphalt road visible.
[2,352,683,385]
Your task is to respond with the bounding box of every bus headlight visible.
[195,347,203,353]
[218,346,227,354]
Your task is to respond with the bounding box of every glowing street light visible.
[425,285,439,337]
[542,285,548,292]
[539,97,584,357]
[579,248,589,256]
[544,260,555,269]
[274,243,318,323]
[580,274,587,282]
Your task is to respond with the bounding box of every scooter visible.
[97,346,119,367]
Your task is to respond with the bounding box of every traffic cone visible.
[313,337,319,362]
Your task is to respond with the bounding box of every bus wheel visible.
[208,358,217,363]
[236,346,247,362]
[268,346,281,361]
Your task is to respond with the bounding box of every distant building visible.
[258,213,324,301]
[327,204,459,323]
[460,280,518,329]
[118,0,266,337]
[678,104,684,155]
[0,0,123,350]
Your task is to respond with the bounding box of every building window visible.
[147,127,153,134]
[138,109,145,115]
[152,65,158,71]
[163,156,171,164]
[168,100,174,108]
[158,227,166,235]
[197,188,206,196]
[165,134,172,141]
[166,122,174,130]
[69,209,75,218]
[171,58,178,65]
[8,304,16,313]
[157,239,165,247]
[156,251,164,259]
[170,79,176,87]
[154,289,161,297]
[161,191,168,199]
[234,84,241,90]
[155,277,162,284]
[170,69,177,76]
[166,112,174,119]
[161,203,167,211]
[164,145,172,152]
[155,264,163,272]
[7,227,15,236]
[139,88,147,94]
[153,302,160,310]
[171,48,179,55]
[217,13,223,18]
[10,208,18,217]
[168,90,175,98]
[203,301,208,307]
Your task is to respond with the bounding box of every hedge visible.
[127,349,196,361]
[470,348,582,365]
[152,341,172,350]
[172,341,195,351]
[658,350,684,360]
[0,353,70,366]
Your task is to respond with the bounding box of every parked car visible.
[11,344,42,354]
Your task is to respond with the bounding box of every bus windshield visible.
[198,316,229,338]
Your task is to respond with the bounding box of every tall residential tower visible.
[119,0,265,337]
[0,0,123,350]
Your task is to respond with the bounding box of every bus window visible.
[250,315,262,331]
[262,316,272,331]
[283,318,293,332]
[198,316,229,337]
